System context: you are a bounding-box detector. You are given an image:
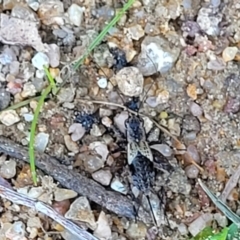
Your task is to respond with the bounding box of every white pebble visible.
[35,132,49,152]
[151,144,173,157]
[0,110,20,126]
[111,178,128,194]
[190,102,203,117]
[97,77,108,89]
[32,52,49,70]
[0,160,16,179]
[23,113,34,122]
[185,164,199,179]
[68,4,85,27]
[46,44,60,68]
[92,170,112,186]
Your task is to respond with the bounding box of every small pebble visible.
[97,77,108,89]
[0,160,16,179]
[0,47,17,65]
[27,217,41,228]
[224,98,240,113]
[35,132,49,152]
[151,144,173,157]
[111,178,128,194]
[190,102,203,117]
[69,123,86,141]
[126,24,145,40]
[90,124,105,136]
[126,222,147,239]
[46,44,60,68]
[113,111,128,134]
[94,211,112,239]
[84,155,105,173]
[188,213,213,236]
[21,82,37,98]
[23,113,34,122]
[27,0,39,11]
[68,4,85,27]
[32,52,49,70]
[0,110,20,126]
[187,84,197,100]
[89,142,109,161]
[137,36,180,76]
[65,196,96,229]
[9,61,20,76]
[92,169,112,186]
[115,67,144,97]
[185,164,199,178]
[101,116,112,128]
[38,1,64,26]
[5,221,26,240]
[187,145,200,163]
[64,135,79,153]
[54,188,78,201]
[222,46,238,62]
[0,88,11,110]
[57,87,76,103]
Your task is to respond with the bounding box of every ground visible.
[0,0,239,240]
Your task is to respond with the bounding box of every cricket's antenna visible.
[146,195,157,226]
[138,53,160,112]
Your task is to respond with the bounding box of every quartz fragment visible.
[46,44,60,67]
[32,52,49,70]
[197,7,222,36]
[0,110,20,126]
[137,36,180,76]
[65,196,96,229]
[0,88,11,110]
[185,164,199,178]
[115,67,144,97]
[67,4,85,27]
[69,123,86,141]
[35,132,49,152]
[84,155,105,173]
[94,211,112,239]
[190,102,203,117]
[54,188,78,201]
[111,178,128,194]
[222,47,238,62]
[89,142,109,161]
[0,47,17,65]
[0,159,17,179]
[38,0,64,26]
[125,24,144,40]
[92,169,112,186]
[126,222,147,239]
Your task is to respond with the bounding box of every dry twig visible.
[0,176,97,240]
[0,136,151,222]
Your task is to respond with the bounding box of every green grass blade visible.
[29,68,55,185]
[73,0,135,70]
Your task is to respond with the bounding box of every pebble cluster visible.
[0,0,239,239]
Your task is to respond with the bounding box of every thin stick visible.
[77,98,204,171]
[0,179,97,240]
[0,136,152,223]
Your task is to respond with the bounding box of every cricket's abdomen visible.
[130,153,155,194]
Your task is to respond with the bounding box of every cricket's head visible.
[125,114,146,142]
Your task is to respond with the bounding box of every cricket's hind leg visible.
[157,186,171,227]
